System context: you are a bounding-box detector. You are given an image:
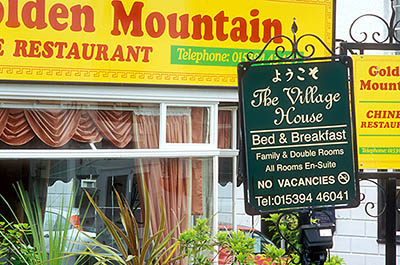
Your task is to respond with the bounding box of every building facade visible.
[0,1,334,262]
[1,0,398,264]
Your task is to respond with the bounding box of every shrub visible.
[263,213,300,259]
[0,182,85,265]
[262,213,345,265]
[178,218,256,265]
[81,184,182,265]
[0,222,39,265]
[324,255,346,265]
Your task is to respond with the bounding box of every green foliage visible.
[263,213,346,265]
[14,182,84,265]
[0,222,39,265]
[263,213,300,255]
[0,182,90,264]
[178,218,256,265]
[256,244,299,265]
[81,184,181,265]
[218,229,256,264]
[324,255,346,265]
[262,244,286,263]
[178,219,214,265]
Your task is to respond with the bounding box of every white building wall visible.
[331,180,385,265]
[332,1,394,264]
[219,183,261,229]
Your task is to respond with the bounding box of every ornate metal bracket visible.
[349,0,400,44]
[340,0,400,55]
[359,179,387,218]
[276,212,302,264]
[396,189,400,214]
[247,18,335,62]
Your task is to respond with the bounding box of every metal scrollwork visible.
[359,179,387,218]
[396,190,400,214]
[247,18,334,62]
[246,35,295,61]
[296,34,335,58]
[394,20,400,43]
[276,212,302,264]
[349,0,400,44]
[349,14,390,43]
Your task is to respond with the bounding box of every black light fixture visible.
[300,223,335,265]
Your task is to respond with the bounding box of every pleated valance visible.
[0,108,231,149]
[0,109,132,148]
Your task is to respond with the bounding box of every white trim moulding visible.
[0,149,237,159]
[0,83,238,103]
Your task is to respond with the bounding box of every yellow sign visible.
[353,55,400,169]
[0,0,334,86]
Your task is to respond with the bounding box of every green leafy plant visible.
[261,244,286,265]
[2,182,87,265]
[81,184,181,265]
[0,221,39,265]
[324,255,346,265]
[263,213,300,255]
[254,244,300,265]
[263,213,345,265]
[178,218,256,265]
[217,229,256,264]
[178,218,215,265]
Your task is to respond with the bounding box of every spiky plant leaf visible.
[83,183,181,265]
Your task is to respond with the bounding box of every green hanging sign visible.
[238,57,359,213]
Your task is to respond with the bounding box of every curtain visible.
[88,110,133,148]
[134,112,189,264]
[0,107,216,149]
[25,109,81,147]
[133,108,205,264]
[218,110,232,149]
[190,107,204,215]
[0,109,34,145]
[191,107,206,143]
[166,114,189,143]
[73,111,103,143]
[0,109,133,148]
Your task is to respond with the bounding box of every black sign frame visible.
[238,55,360,215]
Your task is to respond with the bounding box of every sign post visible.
[238,57,359,214]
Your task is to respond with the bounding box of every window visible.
[0,102,216,151]
[165,106,211,144]
[0,99,239,260]
[43,211,72,231]
[31,157,212,246]
[217,106,257,231]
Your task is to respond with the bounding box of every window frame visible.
[0,102,223,159]
[0,83,240,237]
[159,102,218,150]
[217,107,239,231]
